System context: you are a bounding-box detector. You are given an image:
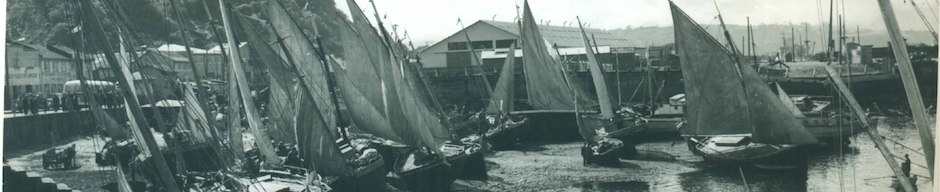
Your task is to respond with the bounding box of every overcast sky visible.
[335,0,939,46]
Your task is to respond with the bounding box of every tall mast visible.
[827,0,834,64]
[169,0,211,126]
[456,20,496,103]
[714,3,740,60]
[218,0,281,166]
[876,0,935,180]
[270,0,348,131]
[202,0,231,80]
[791,27,796,61]
[748,17,757,66]
[907,0,939,41]
[825,66,917,192]
[646,45,653,106]
[79,1,180,191]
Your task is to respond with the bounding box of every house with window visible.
[416,20,645,76]
[5,41,78,98]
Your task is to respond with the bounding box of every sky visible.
[334,0,939,46]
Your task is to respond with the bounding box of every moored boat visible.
[670,1,819,166]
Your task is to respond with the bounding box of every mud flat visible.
[455,142,701,191]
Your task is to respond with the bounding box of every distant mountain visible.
[609,24,936,55]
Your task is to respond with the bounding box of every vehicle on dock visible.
[42,144,78,170]
[670,1,819,166]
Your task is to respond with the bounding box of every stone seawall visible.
[3,108,126,154]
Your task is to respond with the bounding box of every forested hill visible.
[610,24,935,55]
[6,0,351,57]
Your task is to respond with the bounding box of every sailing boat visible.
[481,43,528,138]
[488,1,642,163]
[231,0,387,191]
[337,0,484,190]
[670,1,819,164]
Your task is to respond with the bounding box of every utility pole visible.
[791,27,796,62]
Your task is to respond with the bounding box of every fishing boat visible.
[333,0,484,190]
[631,94,685,136]
[670,1,819,165]
[233,0,391,190]
[484,1,644,165]
[772,83,869,143]
[650,86,872,142]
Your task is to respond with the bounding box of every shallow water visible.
[467,117,935,192]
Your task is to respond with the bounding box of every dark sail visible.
[670,2,816,145]
[330,57,405,142]
[264,1,338,135]
[520,1,595,110]
[485,46,517,114]
[346,0,448,153]
[294,91,352,176]
[341,25,386,109]
[236,14,299,143]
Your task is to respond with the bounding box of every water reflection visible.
[676,166,808,192]
[573,181,650,192]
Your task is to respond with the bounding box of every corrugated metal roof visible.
[479,20,638,48]
[157,44,209,53]
[7,41,72,60]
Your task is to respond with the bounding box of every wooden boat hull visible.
[691,136,806,166]
[328,157,388,192]
[801,116,870,141]
[371,141,481,191]
[641,116,683,135]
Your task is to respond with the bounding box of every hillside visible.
[610,24,936,55]
[6,0,352,57]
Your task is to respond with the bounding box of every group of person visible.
[12,92,76,115]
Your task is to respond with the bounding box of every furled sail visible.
[520,1,595,110]
[485,46,517,114]
[578,21,614,119]
[264,1,337,136]
[670,2,816,145]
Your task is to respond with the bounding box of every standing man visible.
[902,154,912,177]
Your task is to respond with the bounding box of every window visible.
[470,41,494,50]
[495,40,516,48]
[448,42,468,51]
